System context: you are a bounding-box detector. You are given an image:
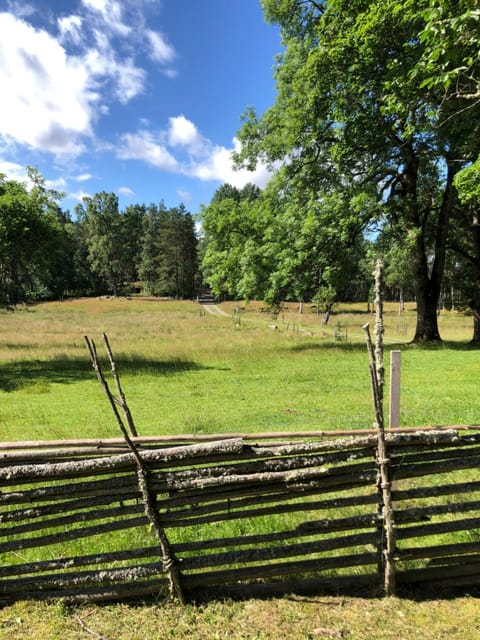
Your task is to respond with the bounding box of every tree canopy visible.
[0,171,199,305]
[230,0,480,341]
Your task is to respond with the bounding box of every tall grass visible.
[0,298,478,442]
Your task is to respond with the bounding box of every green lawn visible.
[0,298,479,640]
[0,298,478,442]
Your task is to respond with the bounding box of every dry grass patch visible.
[1,594,479,640]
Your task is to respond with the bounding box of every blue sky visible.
[0,0,281,215]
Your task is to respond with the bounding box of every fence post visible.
[363,259,396,596]
[389,351,401,429]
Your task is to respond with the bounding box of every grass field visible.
[0,297,479,639]
[0,298,479,442]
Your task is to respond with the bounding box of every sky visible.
[0,0,282,216]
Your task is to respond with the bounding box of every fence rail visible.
[1,427,480,603]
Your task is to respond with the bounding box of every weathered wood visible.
[297,513,381,534]
[394,499,480,524]
[0,438,244,482]
[389,444,480,466]
[189,572,377,601]
[391,455,480,480]
[0,424,479,604]
[185,551,378,588]
[0,428,466,460]
[86,334,186,603]
[0,492,140,523]
[180,531,378,571]
[0,579,169,605]
[0,474,139,505]
[0,561,165,594]
[0,546,160,578]
[0,502,143,538]
[161,460,374,492]
[363,299,396,596]
[102,332,139,438]
[153,489,378,524]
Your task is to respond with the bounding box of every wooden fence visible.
[1,426,480,604]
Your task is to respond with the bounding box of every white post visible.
[389,351,401,428]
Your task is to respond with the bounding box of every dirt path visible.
[202,304,230,317]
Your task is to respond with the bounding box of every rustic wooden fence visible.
[1,426,480,604]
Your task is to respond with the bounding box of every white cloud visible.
[75,173,93,182]
[0,160,28,182]
[118,118,274,191]
[117,130,179,171]
[58,15,83,45]
[177,189,191,203]
[81,0,131,36]
[188,138,274,189]
[147,29,175,64]
[118,185,134,196]
[168,115,204,152]
[0,3,177,158]
[45,176,67,191]
[114,60,146,103]
[5,1,36,19]
[0,13,94,155]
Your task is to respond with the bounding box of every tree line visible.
[200,0,480,343]
[0,169,199,304]
[2,1,479,345]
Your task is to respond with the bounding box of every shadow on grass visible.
[185,578,480,605]
[288,339,480,354]
[288,342,371,354]
[0,354,220,393]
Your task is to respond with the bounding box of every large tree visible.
[77,192,125,296]
[235,0,480,341]
[138,202,198,298]
[0,168,65,305]
[417,0,480,342]
[201,183,265,300]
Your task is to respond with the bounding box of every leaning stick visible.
[84,335,185,603]
[102,332,138,437]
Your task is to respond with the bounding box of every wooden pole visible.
[363,259,396,596]
[374,260,385,417]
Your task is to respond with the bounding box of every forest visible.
[1,0,480,345]
[0,168,199,303]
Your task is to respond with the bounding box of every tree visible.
[451,163,480,342]
[201,184,265,300]
[138,202,198,298]
[121,204,146,285]
[138,203,167,295]
[416,1,480,342]
[77,192,125,296]
[156,204,198,299]
[235,0,480,341]
[0,169,65,305]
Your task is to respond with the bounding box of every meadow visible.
[0,297,479,442]
[0,297,479,639]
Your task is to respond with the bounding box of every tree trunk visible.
[412,277,442,342]
[411,160,457,343]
